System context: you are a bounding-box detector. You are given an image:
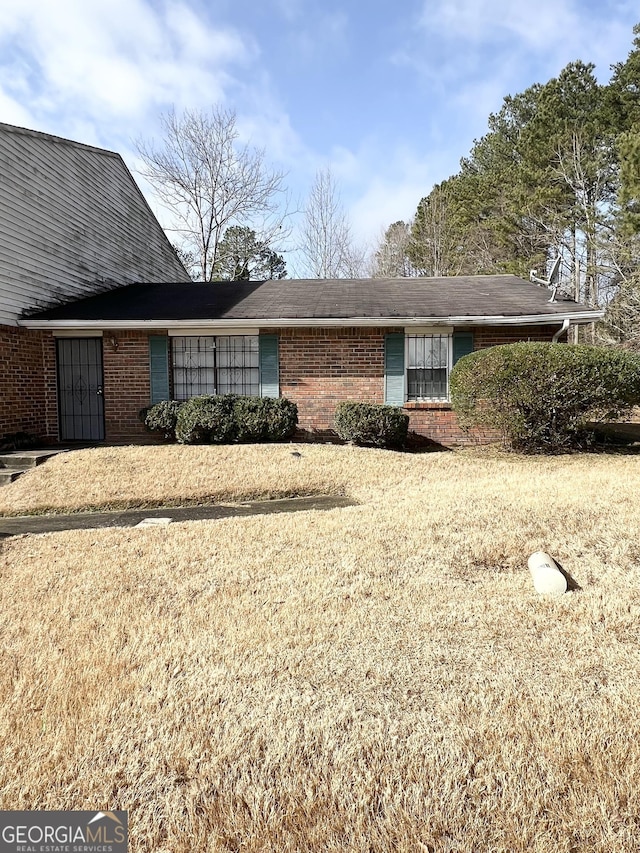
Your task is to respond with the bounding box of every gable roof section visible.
[0,122,190,325]
[21,275,603,329]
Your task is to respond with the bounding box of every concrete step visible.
[0,449,69,486]
[0,468,25,485]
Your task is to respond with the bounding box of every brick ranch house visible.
[1,123,604,447]
[22,277,603,445]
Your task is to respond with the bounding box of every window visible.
[406,334,451,402]
[384,331,473,407]
[172,335,259,399]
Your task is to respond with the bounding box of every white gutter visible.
[19,311,604,331]
[552,317,571,343]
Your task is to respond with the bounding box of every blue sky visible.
[0,0,638,264]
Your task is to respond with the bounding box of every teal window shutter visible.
[149,336,170,403]
[452,331,474,365]
[384,333,405,406]
[259,334,279,398]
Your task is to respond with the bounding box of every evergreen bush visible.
[233,396,298,442]
[450,342,640,452]
[334,402,409,448]
[144,400,183,440]
[175,395,237,444]
[167,394,298,445]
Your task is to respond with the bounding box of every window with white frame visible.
[172,335,259,399]
[406,334,451,401]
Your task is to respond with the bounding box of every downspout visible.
[552,318,570,343]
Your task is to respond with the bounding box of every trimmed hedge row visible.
[144,395,298,444]
[146,397,409,449]
[334,401,409,448]
[450,342,640,452]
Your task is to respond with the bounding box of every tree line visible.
[372,24,640,347]
[136,24,640,346]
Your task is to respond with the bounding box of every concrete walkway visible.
[0,495,356,537]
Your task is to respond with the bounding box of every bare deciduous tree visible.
[136,107,287,282]
[602,282,640,349]
[409,183,465,277]
[298,168,367,278]
[598,228,640,349]
[371,220,416,277]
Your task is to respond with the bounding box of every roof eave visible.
[19,311,604,330]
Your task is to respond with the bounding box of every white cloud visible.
[349,178,421,246]
[237,104,307,170]
[0,0,251,134]
[282,7,349,64]
[420,0,577,52]
[344,147,438,243]
[414,0,638,86]
[272,0,304,23]
[0,88,34,129]
[393,0,640,162]
[282,136,442,247]
[423,0,639,75]
[327,146,364,184]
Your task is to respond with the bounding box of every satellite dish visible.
[529,254,563,301]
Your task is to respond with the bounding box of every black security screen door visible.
[56,338,105,441]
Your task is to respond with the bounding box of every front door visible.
[56,338,105,441]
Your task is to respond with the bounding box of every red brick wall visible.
[0,325,58,441]
[9,324,563,446]
[17,331,154,444]
[42,333,58,441]
[278,324,559,446]
[102,330,156,442]
[0,328,154,444]
[279,327,386,433]
[21,330,163,444]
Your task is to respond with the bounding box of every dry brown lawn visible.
[1,444,640,852]
[0,444,357,515]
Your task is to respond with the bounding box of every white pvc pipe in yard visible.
[528,551,568,595]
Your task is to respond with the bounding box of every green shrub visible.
[173,394,298,445]
[144,400,183,440]
[232,396,269,442]
[334,402,409,448]
[175,395,237,444]
[450,342,640,452]
[263,397,299,441]
[233,396,298,442]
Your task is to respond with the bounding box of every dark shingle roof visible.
[23,275,601,325]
